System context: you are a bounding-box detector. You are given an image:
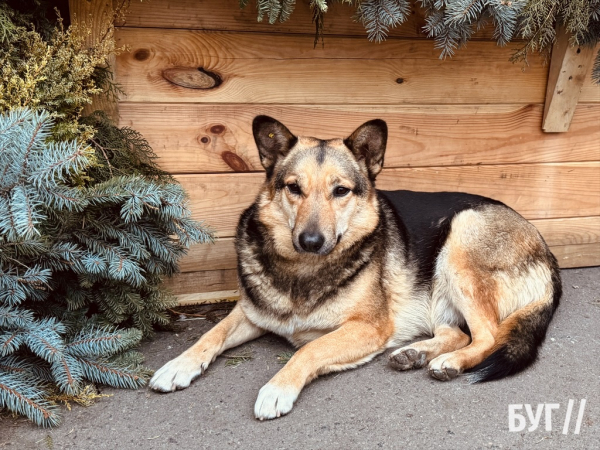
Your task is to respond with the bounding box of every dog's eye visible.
[333,186,351,197]
[286,183,301,195]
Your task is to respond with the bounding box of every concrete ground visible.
[2,267,599,450]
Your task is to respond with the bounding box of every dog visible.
[149,116,561,420]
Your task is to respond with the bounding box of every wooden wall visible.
[113,0,600,303]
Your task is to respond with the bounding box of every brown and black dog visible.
[150,116,561,420]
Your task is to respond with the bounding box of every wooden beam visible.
[543,27,596,132]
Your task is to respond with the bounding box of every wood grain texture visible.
[163,269,238,295]
[119,103,600,174]
[580,73,600,103]
[533,217,600,247]
[119,0,499,40]
[543,27,597,132]
[175,290,240,305]
[552,243,600,269]
[178,173,263,238]
[179,238,236,273]
[115,28,547,104]
[178,217,600,273]
[176,163,600,237]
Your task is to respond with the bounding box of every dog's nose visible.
[299,231,325,253]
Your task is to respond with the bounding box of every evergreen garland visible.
[242,0,600,82]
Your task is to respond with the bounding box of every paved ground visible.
[2,267,599,449]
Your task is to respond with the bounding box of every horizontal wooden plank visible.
[168,242,599,303]
[115,28,547,104]
[533,216,600,247]
[552,243,600,269]
[178,217,600,273]
[120,0,499,40]
[163,269,238,294]
[177,163,600,237]
[180,238,237,272]
[176,290,240,306]
[120,103,600,174]
[178,173,263,238]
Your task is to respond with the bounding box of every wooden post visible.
[542,26,596,132]
[68,0,119,121]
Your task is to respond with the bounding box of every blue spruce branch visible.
[1,107,213,426]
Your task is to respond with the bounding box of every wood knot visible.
[163,67,223,89]
[221,151,250,172]
[133,49,150,61]
[199,136,210,144]
[210,125,226,135]
[396,78,405,84]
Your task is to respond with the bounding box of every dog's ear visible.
[344,119,387,181]
[252,116,298,178]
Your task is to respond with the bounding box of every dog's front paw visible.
[428,353,462,381]
[149,355,209,392]
[388,347,427,371]
[254,382,299,420]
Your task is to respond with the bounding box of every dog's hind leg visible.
[425,258,500,380]
[388,325,470,371]
[425,208,508,381]
[427,311,498,381]
[149,303,265,392]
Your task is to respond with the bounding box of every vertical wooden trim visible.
[543,26,596,132]
[68,0,119,121]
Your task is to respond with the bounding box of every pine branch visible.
[279,0,297,22]
[0,355,53,382]
[311,0,326,47]
[50,354,83,395]
[593,50,600,84]
[76,356,148,389]
[23,326,64,364]
[0,306,34,329]
[0,371,60,427]
[359,0,411,43]
[0,331,23,356]
[66,327,142,358]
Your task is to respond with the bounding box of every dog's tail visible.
[468,259,562,383]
